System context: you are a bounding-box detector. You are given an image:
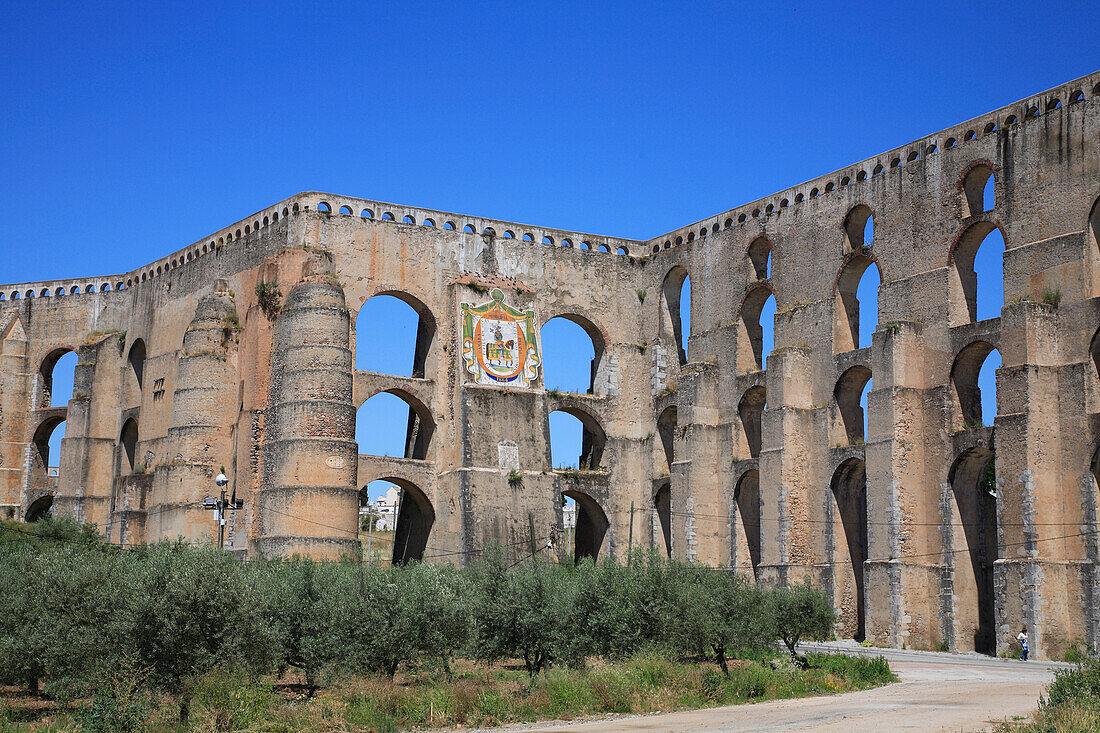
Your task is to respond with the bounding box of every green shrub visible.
[770,582,837,660]
[1042,657,1100,711]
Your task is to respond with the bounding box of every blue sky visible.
[12,1,1093,496]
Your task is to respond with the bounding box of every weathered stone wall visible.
[1,72,1098,660]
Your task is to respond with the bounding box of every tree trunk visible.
[714,644,729,677]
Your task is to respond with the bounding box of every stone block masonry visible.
[2,72,1099,660]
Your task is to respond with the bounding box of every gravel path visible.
[479,644,1067,733]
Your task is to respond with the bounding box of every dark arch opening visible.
[548,408,606,470]
[356,390,434,461]
[733,470,761,577]
[738,385,766,458]
[31,417,65,490]
[834,366,873,444]
[540,314,604,395]
[25,495,54,522]
[949,447,998,654]
[740,286,776,370]
[747,236,772,279]
[657,405,677,473]
[355,293,436,378]
[952,222,1005,324]
[128,339,146,391]
[660,267,690,365]
[391,480,435,564]
[1089,197,1099,257]
[1090,327,1100,382]
[653,482,671,558]
[952,342,1000,430]
[830,458,868,641]
[963,165,995,217]
[844,205,874,250]
[563,489,609,564]
[120,418,138,473]
[834,255,880,352]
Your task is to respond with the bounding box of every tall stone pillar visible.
[995,300,1072,659]
[758,345,817,586]
[0,314,29,517]
[146,282,240,545]
[257,256,358,558]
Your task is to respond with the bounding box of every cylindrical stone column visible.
[148,285,240,544]
[257,260,358,558]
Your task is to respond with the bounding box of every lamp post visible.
[203,468,243,549]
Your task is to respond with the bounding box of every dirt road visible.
[486,644,1067,733]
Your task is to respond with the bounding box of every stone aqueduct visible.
[3,72,1100,659]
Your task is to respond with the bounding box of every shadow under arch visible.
[31,416,65,488]
[951,341,999,430]
[119,418,139,473]
[949,220,1005,325]
[26,495,54,522]
[829,457,868,641]
[653,480,671,557]
[389,478,435,564]
[833,251,880,353]
[563,488,609,564]
[747,236,773,280]
[948,446,998,654]
[738,385,766,458]
[549,404,607,469]
[732,470,761,577]
[657,404,677,471]
[357,388,435,460]
[738,283,776,370]
[834,365,872,445]
[127,339,146,391]
[355,290,438,378]
[659,266,690,365]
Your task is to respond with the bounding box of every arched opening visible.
[391,480,434,564]
[355,293,435,378]
[548,408,605,470]
[834,366,873,445]
[540,315,604,395]
[739,286,776,370]
[834,254,880,353]
[1090,197,1099,254]
[952,222,1005,324]
[844,206,874,250]
[127,339,146,391]
[657,405,677,473]
[359,479,401,563]
[963,165,995,217]
[119,418,138,473]
[563,489,609,564]
[356,390,434,461]
[732,470,760,577]
[653,482,671,557]
[829,458,868,641]
[948,447,998,654]
[31,417,65,491]
[952,342,1000,430]
[659,267,690,365]
[747,236,772,279]
[339,205,353,215]
[737,386,766,458]
[41,349,77,408]
[25,495,53,522]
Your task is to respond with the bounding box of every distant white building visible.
[563,500,576,528]
[360,484,401,531]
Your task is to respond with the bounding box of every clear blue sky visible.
[13,1,1093,494]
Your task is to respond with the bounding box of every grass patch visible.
[0,653,894,731]
[998,657,1100,732]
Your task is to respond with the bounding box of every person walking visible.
[1016,628,1029,661]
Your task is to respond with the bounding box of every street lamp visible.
[203,467,243,549]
